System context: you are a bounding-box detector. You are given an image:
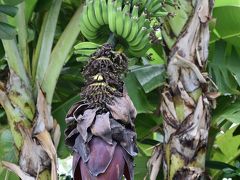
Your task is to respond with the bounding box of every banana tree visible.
[157,0,214,179]
[0,0,83,179]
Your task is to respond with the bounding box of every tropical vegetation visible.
[0,0,240,180]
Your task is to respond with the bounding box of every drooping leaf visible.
[134,156,149,180]
[0,22,16,39]
[3,0,23,5]
[135,113,160,140]
[206,160,236,170]
[212,0,240,46]
[212,97,240,126]
[132,64,166,93]
[208,41,240,94]
[0,5,18,17]
[124,72,154,114]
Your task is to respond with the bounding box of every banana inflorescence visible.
[80,0,166,57]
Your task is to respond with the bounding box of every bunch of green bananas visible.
[131,0,168,16]
[80,0,160,57]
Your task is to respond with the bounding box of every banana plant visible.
[64,0,172,179]
[0,0,83,179]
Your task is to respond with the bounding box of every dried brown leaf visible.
[19,126,50,176]
[147,145,162,180]
[35,130,57,180]
[52,121,61,149]
[34,89,53,134]
[2,161,35,180]
[197,0,209,23]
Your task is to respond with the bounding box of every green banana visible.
[87,1,101,29]
[126,18,138,42]
[154,11,169,17]
[115,0,123,9]
[74,42,100,50]
[81,29,98,41]
[128,27,147,47]
[131,5,139,19]
[150,1,162,14]
[94,0,104,25]
[116,7,124,36]
[79,0,154,57]
[144,19,151,29]
[145,0,154,10]
[141,0,148,6]
[108,0,116,33]
[74,49,96,56]
[81,5,96,32]
[100,0,108,24]
[147,0,161,13]
[129,33,150,52]
[137,12,147,28]
[132,0,139,6]
[122,3,130,14]
[80,15,98,40]
[121,13,132,38]
[138,0,148,12]
[128,43,150,57]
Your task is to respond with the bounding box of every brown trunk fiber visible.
[160,0,214,179]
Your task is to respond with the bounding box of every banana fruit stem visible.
[107,33,117,48]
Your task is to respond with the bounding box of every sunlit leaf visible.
[210,126,240,179]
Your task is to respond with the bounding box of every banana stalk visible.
[160,0,214,179]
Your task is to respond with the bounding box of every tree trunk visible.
[0,71,58,180]
[160,0,214,179]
